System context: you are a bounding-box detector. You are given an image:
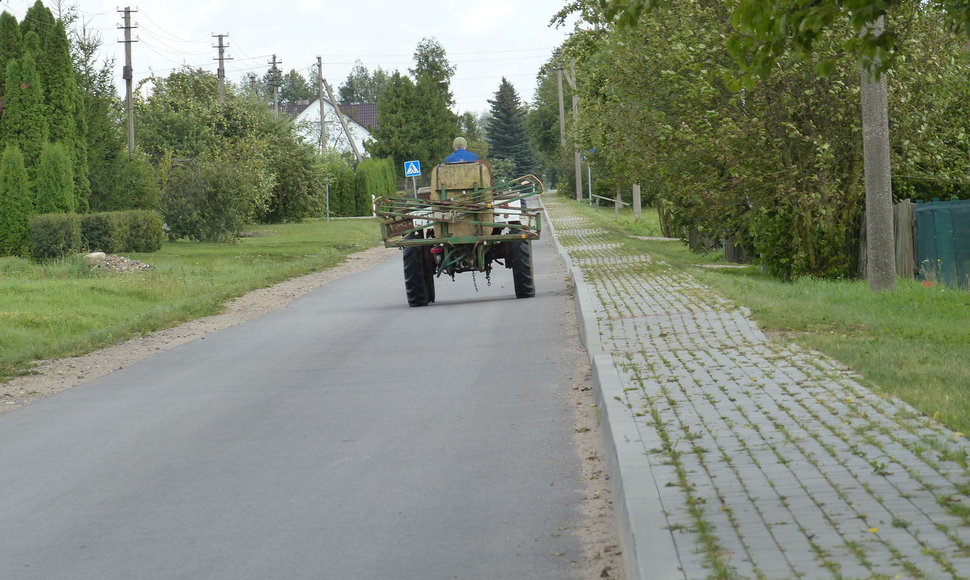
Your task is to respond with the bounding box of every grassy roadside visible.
[0,218,382,382]
[569,200,970,434]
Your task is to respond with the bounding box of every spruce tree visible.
[34,141,75,214]
[0,144,33,256]
[486,78,534,177]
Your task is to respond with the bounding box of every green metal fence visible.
[915,198,970,288]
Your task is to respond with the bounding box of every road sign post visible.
[404,160,421,197]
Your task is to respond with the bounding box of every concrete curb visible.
[540,197,682,580]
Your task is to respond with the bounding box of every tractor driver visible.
[443,136,480,163]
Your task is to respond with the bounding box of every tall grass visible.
[0,219,381,381]
[573,200,970,433]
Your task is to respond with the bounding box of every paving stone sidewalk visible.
[543,198,970,580]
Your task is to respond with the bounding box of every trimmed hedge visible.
[29,213,81,260]
[29,210,164,260]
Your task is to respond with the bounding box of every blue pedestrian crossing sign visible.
[404,160,421,177]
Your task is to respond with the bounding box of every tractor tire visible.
[507,238,535,299]
[403,245,431,307]
[424,248,436,304]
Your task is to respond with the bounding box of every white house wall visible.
[294,99,372,156]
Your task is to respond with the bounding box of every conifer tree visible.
[1,35,49,174]
[34,141,75,214]
[486,78,534,177]
[0,11,22,101]
[0,144,33,256]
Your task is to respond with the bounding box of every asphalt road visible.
[0,236,588,580]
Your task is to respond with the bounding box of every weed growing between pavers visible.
[548,197,970,578]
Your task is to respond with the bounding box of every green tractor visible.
[376,161,543,307]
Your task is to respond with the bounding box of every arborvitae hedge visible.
[0,144,32,256]
[355,157,394,216]
[30,210,164,259]
[34,141,75,214]
[29,212,80,260]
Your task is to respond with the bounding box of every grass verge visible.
[0,218,381,382]
[571,200,970,433]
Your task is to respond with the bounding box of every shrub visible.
[34,141,76,214]
[29,213,81,260]
[124,210,164,252]
[0,145,33,256]
[80,211,123,253]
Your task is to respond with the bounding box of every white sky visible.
[3,0,577,115]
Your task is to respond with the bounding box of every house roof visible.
[339,103,378,131]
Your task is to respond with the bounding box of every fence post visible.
[632,184,641,218]
[894,199,915,278]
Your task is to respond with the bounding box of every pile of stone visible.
[85,252,154,272]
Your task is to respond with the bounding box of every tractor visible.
[376,160,543,307]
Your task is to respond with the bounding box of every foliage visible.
[1,45,49,174]
[159,148,272,242]
[261,135,325,223]
[457,112,489,158]
[486,78,535,178]
[592,0,970,80]
[79,210,163,253]
[525,68,565,185]
[88,151,160,212]
[0,144,32,255]
[366,38,458,180]
[355,157,396,215]
[338,61,391,104]
[0,11,22,101]
[28,212,80,259]
[34,141,75,214]
[558,0,969,280]
[279,68,316,106]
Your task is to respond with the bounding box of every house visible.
[293,99,377,158]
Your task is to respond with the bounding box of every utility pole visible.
[248,73,257,97]
[322,77,362,162]
[563,61,583,202]
[118,7,137,153]
[269,54,281,119]
[555,66,566,148]
[212,33,231,106]
[317,56,328,152]
[861,16,896,291]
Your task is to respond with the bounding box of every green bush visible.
[34,141,76,214]
[0,144,33,256]
[80,212,124,253]
[355,157,395,216]
[125,210,164,252]
[29,213,81,260]
[79,210,164,253]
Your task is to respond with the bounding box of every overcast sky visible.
[2,0,578,115]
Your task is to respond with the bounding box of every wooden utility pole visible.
[213,34,230,105]
[118,7,137,153]
[322,78,362,162]
[563,61,583,202]
[269,54,281,119]
[317,56,327,152]
[248,73,257,96]
[555,66,566,148]
[861,16,896,291]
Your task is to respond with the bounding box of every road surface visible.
[0,236,591,579]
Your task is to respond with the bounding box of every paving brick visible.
[543,199,970,580]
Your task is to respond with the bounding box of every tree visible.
[338,61,391,104]
[592,0,970,79]
[279,68,315,106]
[410,37,455,106]
[525,68,566,185]
[486,78,534,177]
[366,38,459,178]
[365,71,420,169]
[34,141,75,214]
[1,44,49,176]
[0,144,33,256]
[0,12,22,101]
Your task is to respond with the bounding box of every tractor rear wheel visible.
[403,246,431,307]
[507,238,535,299]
